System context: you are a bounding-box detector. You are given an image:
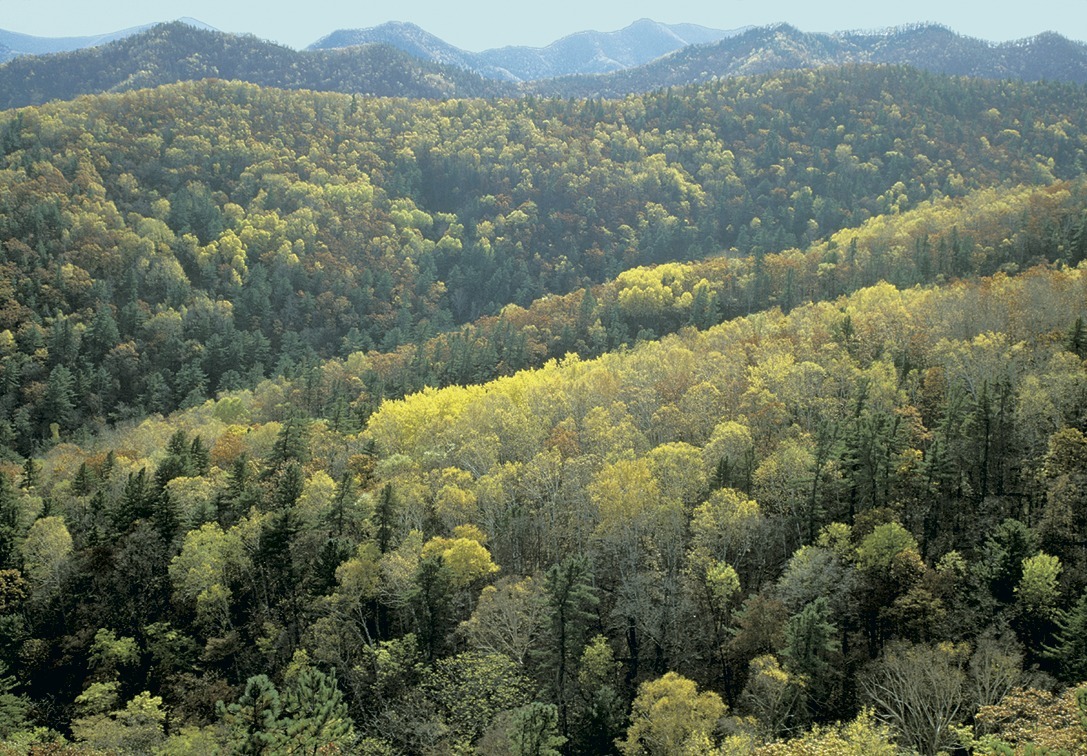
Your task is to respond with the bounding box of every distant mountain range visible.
[308,18,749,81]
[1,19,1086,109]
[0,17,215,62]
[0,22,502,109]
[524,23,1087,97]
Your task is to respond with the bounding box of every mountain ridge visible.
[2,20,1086,109]
[0,17,215,62]
[307,18,750,81]
[524,22,1087,97]
[0,22,505,109]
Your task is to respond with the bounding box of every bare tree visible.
[861,641,967,756]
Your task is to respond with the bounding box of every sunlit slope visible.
[3,69,1087,453]
[333,180,1087,408]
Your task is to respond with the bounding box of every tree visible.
[481,702,566,756]
[861,641,967,756]
[747,708,898,755]
[0,662,29,739]
[19,515,72,599]
[573,635,626,754]
[279,663,355,756]
[975,684,1087,754]
[0,473,20,568]
[72,689,167,754]
[1014,552,1062,655]
[1045,588,1087,683]
[461,576,548,666]
[742,654,806,737]
[422,651,531,747]
[781,597,841,721]
[374,482,398,554]
[619,671,727,755]
[541,556,598,741]
[968,630,1023,715]
[218,674,284,755]
[412,553,454,662]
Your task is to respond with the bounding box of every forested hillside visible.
[1,259,1085,753]
[2,40,1087,753]
[3,68,1087,455]
[0,22,504,109]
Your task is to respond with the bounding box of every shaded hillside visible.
[528,23,1087,97]
[0,21,505,108]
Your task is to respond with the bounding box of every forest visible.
[0,59,1086,755]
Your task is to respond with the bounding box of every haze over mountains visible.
[0,17,215,63]
[308,18,749,82]
[1,17,1086,108]
[525,22,1087,97]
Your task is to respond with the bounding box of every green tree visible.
[485,702,566,756]
[782,597,841,721]
[218,674,284,756]
[0,662,29,739]
[1045,588,1087,683]
[542,556,598,742]
[422,651,531,747]
[619,671,727,755]
[279,664,355,756]
[0,473,20,568]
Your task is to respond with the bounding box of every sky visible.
[2,0,1085,51]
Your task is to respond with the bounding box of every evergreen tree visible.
[218,675,284,755]
[0,473,19,569]
[542,556,599,742]
[374,482,397,554]
[782,597,842,720]
[1046,588,1087,683]
[279,665,354,755]
[0,662,29,739]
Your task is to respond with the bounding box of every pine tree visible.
[73,462,95,497]
[375,482,397,554]
[782,597,841,720]
[0,662,29,739]
[19,457,38,491]
[0,473,19,568]
[189,436,210,476]
[1045,588,1087,683]
[218,675,284,755]
[542,556,599,742]
[279,666,354,756]
[115,468,152,531]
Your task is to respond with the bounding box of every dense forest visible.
[4,68,1087,456]
[0,51,1087,755]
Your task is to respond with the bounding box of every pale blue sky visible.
[2,0,1084,51]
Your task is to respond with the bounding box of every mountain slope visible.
[0,18,215,62]
[2,68,1087,453]
[309,18,747,81]
[0,21,505,108]
[528,23,1087,97]
[309,22,497,76]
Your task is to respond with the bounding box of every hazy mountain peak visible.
[309,17,747,82]
[0,17,216,61]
